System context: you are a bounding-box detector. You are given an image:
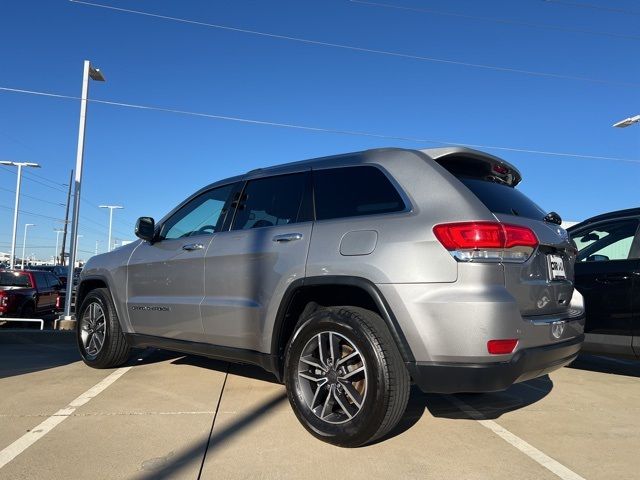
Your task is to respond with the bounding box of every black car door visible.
[571,218,640,357]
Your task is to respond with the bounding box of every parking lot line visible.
[0,366,131,470]
[446,395,586,480]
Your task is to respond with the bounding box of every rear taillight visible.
[433,221,538,263]
[0,293,7,311]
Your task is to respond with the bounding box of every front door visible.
[127,183,235,342]
[572,218,640,356]
[201,171,313,351]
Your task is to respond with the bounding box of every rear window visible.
[314,166,405,221]
[0,272,32,287]
[459,178,546,221]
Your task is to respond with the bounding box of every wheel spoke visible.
[339,380,364,408]
[317,334,325,367]
[310,380,329,410]
[94,333,104,351]
[320,384,335,419]
[333,388,356,419]
[298,371,325,383]
[300,356,324,371]
[336,350,359,368]
[329,332,340,364]
[339,365,365,381]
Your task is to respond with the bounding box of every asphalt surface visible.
[0,331,638,480]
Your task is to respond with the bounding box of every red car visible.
[0,270,64,318]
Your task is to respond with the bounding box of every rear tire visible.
[77,288,130,369]
[284,306,410,447]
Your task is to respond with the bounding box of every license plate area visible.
[547,254,566,280]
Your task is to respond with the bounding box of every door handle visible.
[272,233,303,243]
[182,243,204,251]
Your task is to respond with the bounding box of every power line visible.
[1,85,639,165]
[541,0,640,16]
[0,164,68,194]
[0,204,65,222]
[0,185,65,207]
[350,0,640,40]
[68,0,640,88]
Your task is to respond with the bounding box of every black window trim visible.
[228,171,313,232]
[310,163,412,223]
[571,217,640,263]
[156,182,239,241]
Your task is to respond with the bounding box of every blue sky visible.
[1,0,639,262]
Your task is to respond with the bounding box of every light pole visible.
[95,239,100,255]
[99,205,123,252]
[21,223,35,269]
[612,114,640,128]
[54,228,64,265]
[60,60,105,328]
[0,161,40,269]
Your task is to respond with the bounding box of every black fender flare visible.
[270,275,415,365]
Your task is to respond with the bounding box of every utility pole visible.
[60,169,73,266]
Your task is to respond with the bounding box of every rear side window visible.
[314,166,405,221]
[33,272,47,288]
[459,178,546,221]
[232,173,308,230]
[0,272,32,287]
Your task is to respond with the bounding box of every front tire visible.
[284,306,410,447]
[77,288,130,369]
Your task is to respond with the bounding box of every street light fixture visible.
[21,223,36,270]
[99,205,123,252]
[0,161,40,269]
[612,114,640,128]
[54,228,64,265]
[60,60,105,328]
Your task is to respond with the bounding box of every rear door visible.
[127,183,235,342]
[33,272,53,313]
[201,171,312,350]
[570,219,639,356]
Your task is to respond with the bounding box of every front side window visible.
[161,184,235,240]
[572,220,639,262]
[313,166,405,221]
[232,173,308,230]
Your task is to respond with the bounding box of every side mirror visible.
[135,217,156,243]
[544,211,562,226]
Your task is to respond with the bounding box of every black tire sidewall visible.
[285,309,390,447]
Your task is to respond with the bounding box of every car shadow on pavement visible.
[376,376,553,443]
[170,354,282,384]
[568,353,640,378]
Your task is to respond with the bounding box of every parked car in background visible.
[36,266,82,290]
[0,270,65,318]
[75,147,585,447]
[568,208,640,359]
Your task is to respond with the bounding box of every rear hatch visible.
[433,151,575,317]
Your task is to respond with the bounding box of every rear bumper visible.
[408,334,584,393]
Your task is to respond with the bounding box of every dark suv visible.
[568,208,640,358]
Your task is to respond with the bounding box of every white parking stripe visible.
[0,366,131,470]
[447,396,586,480]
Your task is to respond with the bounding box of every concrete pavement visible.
[0,334,638,480]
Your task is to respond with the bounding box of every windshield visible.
[459,177,547,221]
[0,272,32,287]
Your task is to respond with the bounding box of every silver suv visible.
[76,147,585,447]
